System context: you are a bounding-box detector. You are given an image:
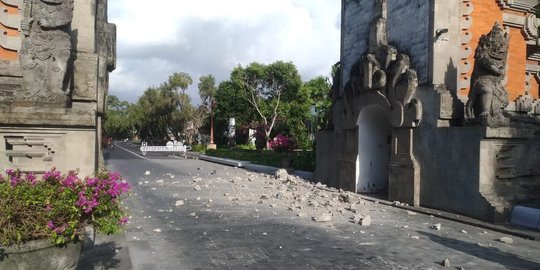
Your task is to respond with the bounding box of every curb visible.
[199,154,252,168]
[200,154,314,181]
[358,196,540,241]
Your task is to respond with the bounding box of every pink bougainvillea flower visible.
[43,167,62,182]
[26,173,37,185]
[119,217,129,225]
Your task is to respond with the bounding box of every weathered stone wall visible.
[340,0,374,92]
[414,119,540,220]
[387,0,430,85]
[341,0,430,88]
[0,0,115,176]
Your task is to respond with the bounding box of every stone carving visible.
[465,23,510,127]
[4,135,60,173]
[18,0,74,104]
[524,14,539,43]
[339,1,422,129]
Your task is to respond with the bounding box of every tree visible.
[167,72,193,93]
[231,61,302,142]
[213,81,257,146]
[131,87,171,143]
[129,72,196,143]
[304,76,332,131]
[103,95,132,139]
[198,74,217,145]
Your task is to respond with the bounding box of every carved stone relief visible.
[338,1,423,129]
[328,0,422,206]
[3,135,61,173]
[17,0,74,105]
[490,141,540,196]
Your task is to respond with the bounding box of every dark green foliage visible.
[205,149,315,172]
[103,95,133,140]
[190,144,207,153]
[129,72,209,144]
[213,61,334,150]
[112,62,335,150]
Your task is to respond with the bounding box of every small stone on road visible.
[500,237,513,244]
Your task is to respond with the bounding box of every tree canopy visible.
[229,61,302,140]
[102,95,132,139]
[104,62,335,150]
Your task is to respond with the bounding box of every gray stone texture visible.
[341,0,430,90]
[387,0,429,85]
[0,239,81,270]
[321,0,423,207]
[340,0,373,93]
[0,0,116,176]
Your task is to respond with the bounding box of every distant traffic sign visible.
[140,141,191,156]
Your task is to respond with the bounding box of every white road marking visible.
[115,143,150,160]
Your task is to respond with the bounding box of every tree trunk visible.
[210,111,214,144]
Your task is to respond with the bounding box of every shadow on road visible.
[418,231,540,269]
[77,242,124,270]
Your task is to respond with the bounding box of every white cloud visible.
[108,0,341,103]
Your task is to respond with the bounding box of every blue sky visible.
[108,0,341,104]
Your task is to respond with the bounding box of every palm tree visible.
[198,74,217,145]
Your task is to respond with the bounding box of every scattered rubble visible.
[133,165,532,264]
[500,237,514,244]
[313,213,332,223]
[441,258,450,267]
[175,200,184,207]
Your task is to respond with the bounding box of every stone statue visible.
[18,0,74,104]
[465,22,510,127]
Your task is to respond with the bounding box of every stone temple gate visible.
[316,0,540,222]
[0,0,115,176]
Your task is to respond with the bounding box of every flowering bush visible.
[0,168,130,246]
[269,134,296,153]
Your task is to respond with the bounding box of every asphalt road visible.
[97,142,540,270]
